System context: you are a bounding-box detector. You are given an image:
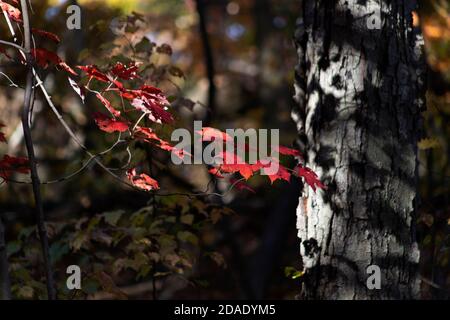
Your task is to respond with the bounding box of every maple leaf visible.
[58,61,78,76]
[0,154,30,180]
[221,163,255,180]
[0,1,21,22]
[95,93,121,117]
[262,160,291,184]
[31,48,59,68]
[209,167,225,178]
[126,168,159,191]
[197,127,233,142]
[133,127,187,160]
[77,65,110,83]
[31,48,77,75]
[133,126,160,142]
[110,61,141,80]
[31,28,60,43]
[295,165,326,192]
[210,151,265,180]
[275,145,303,158]
[131,97,173,124]
[93,112,129,133]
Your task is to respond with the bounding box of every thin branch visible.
[19,0,56,300]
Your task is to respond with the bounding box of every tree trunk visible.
[292,0,426,299]
[0,217,11,300]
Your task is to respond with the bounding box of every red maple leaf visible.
[197,127,233,143]
[93,112,129,133]
[126,168,159,191]
[133,127,187,160]
[110,61,141,80]
[275,145,303,158]
[262,160,291,184]
[295,165,326,192]
[31,28,60,43]
[131,97,173,124]
[95,93,121,117]
[0,154,30,180]
[31,48,77,75]
[0,2,22,22]
[77,65,110,83]
[211,151,265,180]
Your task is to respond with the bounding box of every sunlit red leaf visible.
[133,126,187,160]
[93,112,129,133]
[58,62,78,76]
[110,61,141,80]
[209,167,224,178]
[126,168,159,191]
[131,97,173,124]
[275,145,303,158]
[77,65,110,83]
[0,1,22,22]
[295,165,326,192]
[197,127,233,142]
[262,161,291,184]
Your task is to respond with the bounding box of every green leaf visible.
[103,210,125,226]
[177,231,198,246]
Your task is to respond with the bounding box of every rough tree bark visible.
[292,0,426,299]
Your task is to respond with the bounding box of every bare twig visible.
[19,0,56,300]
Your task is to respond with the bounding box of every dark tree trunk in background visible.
[292,0,426,299]
[0,217,11,300]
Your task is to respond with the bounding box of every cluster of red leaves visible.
[198,128,326,192]
[0,155,30,180]
[70,60,325,192]
[72,62,179,190]
[0,3,325,193]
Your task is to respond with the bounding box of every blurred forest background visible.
[0,0,448,299]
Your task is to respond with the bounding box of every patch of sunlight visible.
[47,0,142,13]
